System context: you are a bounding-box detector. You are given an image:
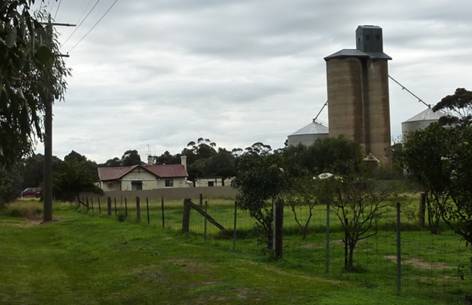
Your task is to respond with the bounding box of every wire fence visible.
[76,193,472,303]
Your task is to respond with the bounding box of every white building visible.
[97,156,189,191]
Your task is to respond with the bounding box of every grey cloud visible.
[40,0,472,162]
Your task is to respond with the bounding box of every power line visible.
[68,0,120,53]
[53,0,63,19]
[62,0,101,46]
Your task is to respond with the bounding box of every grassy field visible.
[0,199,471,305]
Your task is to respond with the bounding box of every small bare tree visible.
[332,177,386,272]
[284,177,319,239]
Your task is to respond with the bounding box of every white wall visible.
[101,181,121,192]
[195,177,233,187]
[118,167,190,190]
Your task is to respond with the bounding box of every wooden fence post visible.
[326,201,331,274]
[91,197,94,212]
[161,197,165,228]
[136,197,141,222]
[98,197,101,215]
[182,198,192,234]
[124,197,128,218]
[86,197,89,211]
[203,200,208,240]
[114,197,117,215]
[232,200,237,251]
[396,202,402,295]
[273,198,284,259]
[107,197,112,216]
[146,197,150,224]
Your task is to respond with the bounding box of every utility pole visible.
[42,15,74,223]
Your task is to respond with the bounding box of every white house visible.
[97,156,189,191]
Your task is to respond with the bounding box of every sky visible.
[35,0,472,163]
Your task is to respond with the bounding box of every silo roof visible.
[324,49,392,61]
[403,108,446,123]
[289,120,329,136]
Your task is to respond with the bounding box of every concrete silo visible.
[287,120,329,146]
[325,25,392,165]
[402,108,446,140]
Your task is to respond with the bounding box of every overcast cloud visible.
[36,0,472,162]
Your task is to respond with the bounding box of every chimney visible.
[147,155,154,165]
[180,155,187,170]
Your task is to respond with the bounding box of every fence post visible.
[232,200,237,251]
[419,192,426,228]
[98,197,101,215]
[86,197,89,211]
[146,197,150,224]
[182,198,191,234]
[273,198,284,259]
[203,200,208,240]
[91,197,94,212]
[114,197,117,215]
[326,201,331,274]
[161,196,165,228]
[396,201,402,296]
[124,197,128,218]
[136,197,141,222]
[107,197,112,216]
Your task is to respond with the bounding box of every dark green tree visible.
[121,150,142,166]
[0,1,69,167]
[53,151,100,201]
[154,151,180,165]
[205,148,236,185]
[235,143,286,249]
[402,123,452,234]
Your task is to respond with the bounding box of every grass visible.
[0,199,470,305]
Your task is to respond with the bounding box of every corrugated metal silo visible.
[402,108,446,140]
[287,120,329,147]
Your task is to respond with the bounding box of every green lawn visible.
[0,200,470,305]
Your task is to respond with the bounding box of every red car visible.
[21,187,42,198]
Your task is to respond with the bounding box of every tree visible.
[53,151,100,201]
[0,1,69,167]
[431,88,472,244]
[283,138,362,177]
[283,176,319,239]
[402,123,452,234]
[235,143,286,250]
[154,151,180,165]
[330,176,386,272]
[102,157,121,167]
[433,88,472,126]
[182,138,218,183]
[121,150,142,166]
[205,149,236,185]
[0,164,23,206]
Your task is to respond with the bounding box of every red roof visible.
[98,164,188,181]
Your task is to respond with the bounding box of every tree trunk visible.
[418,192,426,228]
[267,226,273,250]
[347,243,355,272]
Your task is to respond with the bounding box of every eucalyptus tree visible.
[1,0,69,167]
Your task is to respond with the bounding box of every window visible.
[165,179,173,187]
[208,181,214,187]
[131,181,143,191]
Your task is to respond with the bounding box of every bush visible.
[3,201,42,220]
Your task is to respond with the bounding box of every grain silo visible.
[325,25,392,165]
[402,108,446,140]
[287,120,329,146]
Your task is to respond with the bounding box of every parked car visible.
[21,187,42,198]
